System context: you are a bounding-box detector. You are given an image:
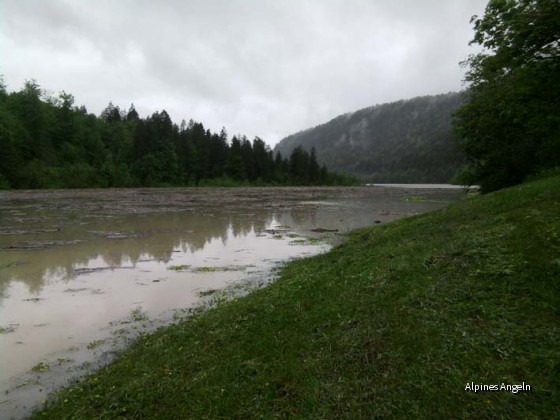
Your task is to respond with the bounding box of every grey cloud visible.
[0,0,488,145]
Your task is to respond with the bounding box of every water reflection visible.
[0,211,274,295]
[0,187,463,418]
[0,189,457,296]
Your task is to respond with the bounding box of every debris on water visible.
[193,265,248,273]
[0,324,19,334]
[311,228,339,233]
[3,240,82,250]
[72,266,134,276]
[0,261,28,269]
[0,228,60,236]
[63,288,89,293]
[167,265,190,271]
[88,231,145,240]
[198,289,218,297]
[264,228,289,235]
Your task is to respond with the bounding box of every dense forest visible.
[453,0,560,192]
[0,79,355,189]
[274,93,466,183]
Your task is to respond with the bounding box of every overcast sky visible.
[0,0,488,146]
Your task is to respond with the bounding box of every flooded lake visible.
[0,186,463,417]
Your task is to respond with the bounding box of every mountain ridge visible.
[274,92,466,183]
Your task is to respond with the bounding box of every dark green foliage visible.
[454,0,560,192]
[0,78,356,189]
[274,93,467,183]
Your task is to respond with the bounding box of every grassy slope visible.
[35,176,560,418]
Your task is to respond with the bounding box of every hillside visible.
[274,93,466,183]
[35,174,560,418]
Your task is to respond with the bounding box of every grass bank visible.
[35,176,560,418]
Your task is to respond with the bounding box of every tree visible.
[53,91,76,149]
[0,75,7,98]
[454,0,560,192]
[289,145,309,184]
[226,136,245,181]
[127,104,139,121]
[101,102,122,124]
[208,128,228,177]
[0,75,354,189]
[240,136,255,180]
[308,147,320,184]
[252,137,273,182]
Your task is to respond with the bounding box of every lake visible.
[0,186,464,417]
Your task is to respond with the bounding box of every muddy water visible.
[0,186,463,417]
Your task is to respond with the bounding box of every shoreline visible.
[30,175,560,418]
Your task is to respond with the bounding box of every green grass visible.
[34,176,560,418]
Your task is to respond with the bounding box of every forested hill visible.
[0,79,354,189]
[274,93,466,183]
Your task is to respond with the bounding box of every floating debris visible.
[310,228,339,233]
[167,264,191,271]
[72,266,134,276]
[88,231,145,240]
[0,228,60,235]
[3,240,83,250]
[193,265,248,273]
[0,324,19,334]
[198,289,218,297]
[63,288,89,293]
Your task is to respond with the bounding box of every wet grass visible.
[130,307,149,322]
[30,362,50,373]
[33,176,560,418]
[197,289,218,297]
[86,340,105,350]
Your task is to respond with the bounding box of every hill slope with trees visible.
[274,93,466,183]
[453,0,560,192]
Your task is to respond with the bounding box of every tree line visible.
[0,79,356,189]
[454,0,559,192]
